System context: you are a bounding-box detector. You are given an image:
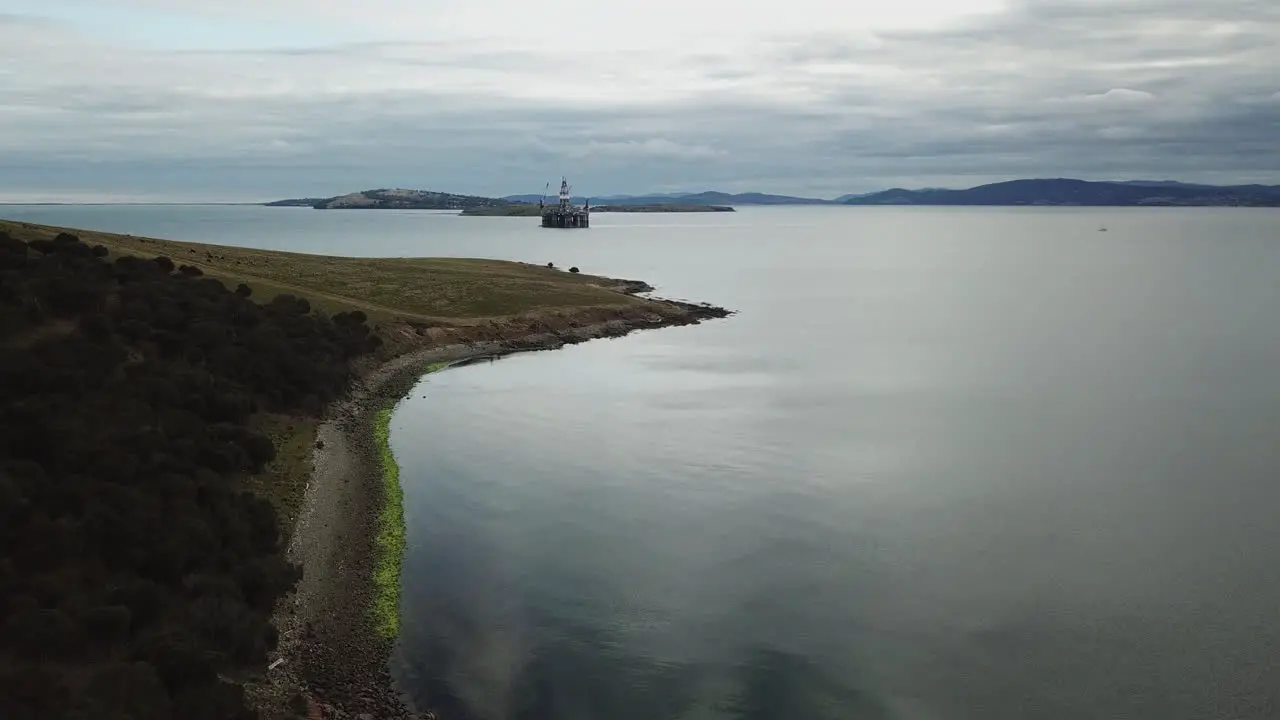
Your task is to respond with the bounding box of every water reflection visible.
[385,208,1280,720]
[398,621,888,720]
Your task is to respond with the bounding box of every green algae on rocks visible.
[371,405,406,639]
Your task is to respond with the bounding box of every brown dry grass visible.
[0,218,646,325]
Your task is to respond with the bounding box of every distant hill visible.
[461,203,734,216]
[266,189,741,215]
[843,179,1280,207]
[626,191,830,205]
[834,192,879,202]
[502,194,589,204]
[503,191,830,205]
[270,180,1280,211]
[1110,180,1221,190]
[267,188,510,210]
[594,204,735,213]
[263,197,330,207]
[835,188,950,202]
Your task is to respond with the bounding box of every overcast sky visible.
[2,0,1278,201]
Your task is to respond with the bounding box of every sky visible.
[1,0,1278,201]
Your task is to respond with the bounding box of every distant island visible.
[459,203,734,216]
[842,179,1280,207]
[500,191,830,206]
[266,189,737,213]
[264,188,508,211]
[265,179,1280,211]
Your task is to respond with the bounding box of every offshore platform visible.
[539,177,589,228]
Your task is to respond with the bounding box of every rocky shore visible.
[248,297,730,719]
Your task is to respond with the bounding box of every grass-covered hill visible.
[265,188,507,210]
[0,221,651,330]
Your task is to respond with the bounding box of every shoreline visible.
[251,300,731,719]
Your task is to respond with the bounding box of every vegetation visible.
[260,198,327,208]
[241,415,318,544]
[0,220,648,326]
[370,407,404,641]
[0,227,386,718]
[267,189,511,210]
[459,203,542,217]
[843,178,1280,206]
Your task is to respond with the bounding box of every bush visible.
[569,266,580,273]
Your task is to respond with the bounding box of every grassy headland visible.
[0,217,729,720]
[0,218,668,354]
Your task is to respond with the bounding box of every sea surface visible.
[6,204,1280,719]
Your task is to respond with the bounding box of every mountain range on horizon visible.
[841,178,1280,207]
[266,178,1280,210]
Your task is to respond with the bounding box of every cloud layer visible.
[3,0,1278,200]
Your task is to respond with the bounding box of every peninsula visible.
[0,217,729,720]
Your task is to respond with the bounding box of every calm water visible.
[7,204,1280,718]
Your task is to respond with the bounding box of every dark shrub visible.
[82,605,133,646]
[0,227,381,718]
[569,266,580,273]
[239,433,276,472]
[334,310,367,326]
[73,662,173,719]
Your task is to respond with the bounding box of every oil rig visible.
[539,177,589,228]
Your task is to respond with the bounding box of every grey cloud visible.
[2,1,1279,199]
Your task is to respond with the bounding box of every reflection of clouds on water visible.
[401,608,890,720]
[392,208,1280,720]
[717,647,889,720]
[395,487,894,719]
[392,354,897,719]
